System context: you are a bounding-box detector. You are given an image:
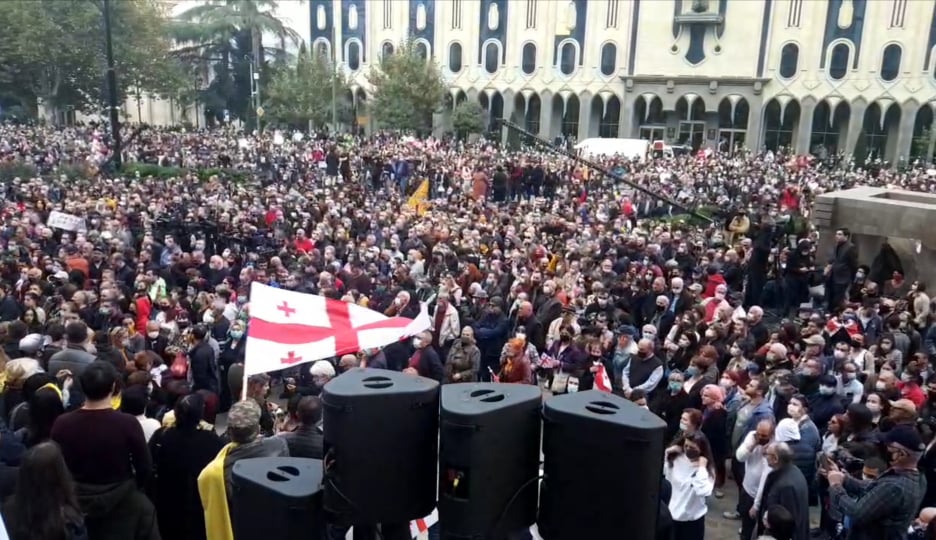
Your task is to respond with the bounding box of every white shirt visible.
[735,431,772,497]
[664,454,714,522]
[137,415,162,443]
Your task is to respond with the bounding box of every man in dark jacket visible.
[757,442,810,540]
[278,396,324,459]
[406,331,444,382]
[48,321,96,377]
[808,375,845,434]
[828,425,926,540]
[189,324,219,395]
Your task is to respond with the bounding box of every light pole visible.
[102,0,122,169]
[245,55,262,133]
[331,45,338,133]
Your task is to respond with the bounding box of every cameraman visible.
[826,425,926,540]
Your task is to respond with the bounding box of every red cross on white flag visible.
[244,282,431,376]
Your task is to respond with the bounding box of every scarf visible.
[198,443,238,540]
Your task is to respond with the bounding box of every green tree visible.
[366,39,446,134]
[0,0,181,120]
[266,44,352,130]
[171,0,300,126]
[451,101,485,140]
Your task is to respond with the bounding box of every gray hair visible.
[771,442,794,465]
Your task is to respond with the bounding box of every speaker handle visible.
[323,401,351,413]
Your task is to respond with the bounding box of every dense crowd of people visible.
[2,122,936,540]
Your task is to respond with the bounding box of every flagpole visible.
[241,369,248,402]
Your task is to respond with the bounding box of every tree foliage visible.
[170,0,300,126]
[366,39,446,134]
[0,0,181,119]
[265,44,352,130]
[451,101,486,140]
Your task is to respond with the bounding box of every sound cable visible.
[325,477,385,540]
[489,474,544,537]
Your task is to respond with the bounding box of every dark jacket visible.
[148,427,223,540]
[278,424,324,459]
[443,340,481,383]
[756,463,810,540]
[788,417,821,499]
[189,340,219,394]
[410,346,445,383]
[48,345,96,377]
[829,241,859,286]
[76,479,160,540]
[829,468,926,540]
[808,393,845,434]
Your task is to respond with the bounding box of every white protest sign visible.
[47,211,86,232]
[273,131,284,145]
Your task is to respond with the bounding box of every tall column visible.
[794,101,815,155]
[501,97,515,147]
[578,95,593,141]
[844,101,867,157]
[745,101,763,152]
[892,103,919,167]
[539,94,554,140]
[619,95,633,138]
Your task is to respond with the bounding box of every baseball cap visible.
[889,398,917,414]
[882,424,925,452]
[803,334,825,346]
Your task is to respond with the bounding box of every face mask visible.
[705,331,716,339]
[668,381,683,393]
[413,337,422,348]
[678,340,689,349]
[730,346,741,357]
[833,350,847,359]
[460,336,471,345]
[844,372,856,381]
[679,421,690,432]
[875,381,887,391]
[685,366,699,378]
[866,402,881,414]
[230,330,244,340]
[684,447,701,460]
[147,331,159,339]
[787,404,802,419]
[719,378,732,389]
[819,385,836,395]
[560,334,571,343]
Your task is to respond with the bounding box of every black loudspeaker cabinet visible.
[322,368,440,525]
[438,383,542,540]
[230,457,325,540]
[537,391,666,540]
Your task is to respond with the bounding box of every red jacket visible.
[703,274,727,299]
[135,296,152,331]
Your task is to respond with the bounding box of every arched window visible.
[522,43,537,74]
[448,42,462,72]
[381,42,394,59]
[415,41,428,60]
[559,42,576,75]
[880,44,902,82]
[314,40,330,60]
[778,43,799,78]
[828,43,849,80]
[600,43,617,76]
[347,41,361,71]
[484,42,500,74]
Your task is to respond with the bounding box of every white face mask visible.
[147,331,160,339]
[412,337,422,348]
[833,350,847,359]
[866,402,881,414]
[875,381,887,391]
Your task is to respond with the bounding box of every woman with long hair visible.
[664,430,716,540]
[2,442,86,540]
[18,385,64,448]
[699,384,729,498]
[149,393,223,540]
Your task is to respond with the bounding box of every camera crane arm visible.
[497,119,714,224]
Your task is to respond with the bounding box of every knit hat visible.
[228,400,262,434]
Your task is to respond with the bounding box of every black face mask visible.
[559,334,571,343]
[684,447,701,460]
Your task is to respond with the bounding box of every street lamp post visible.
[245,55,262,133]
[331,46,338,134]
[102,0,122,169]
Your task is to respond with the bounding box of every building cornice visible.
[620,75,772,95]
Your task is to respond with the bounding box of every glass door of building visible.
[639,126,665,141]
[678,121,705,151]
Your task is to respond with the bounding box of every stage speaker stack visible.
[537,390,666,540]
[438,383,542,540]
[322,368,440,526]
[230,457,325,540]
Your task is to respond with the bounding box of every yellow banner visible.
[407,179,430,216]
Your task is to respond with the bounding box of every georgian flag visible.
[593,362,612,393]
[244,282,430,376]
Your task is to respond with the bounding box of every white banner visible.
[46,211,86,232]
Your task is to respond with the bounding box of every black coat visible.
[149,427,223,540]
[189,341,219,395]
[756,463,810,540]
